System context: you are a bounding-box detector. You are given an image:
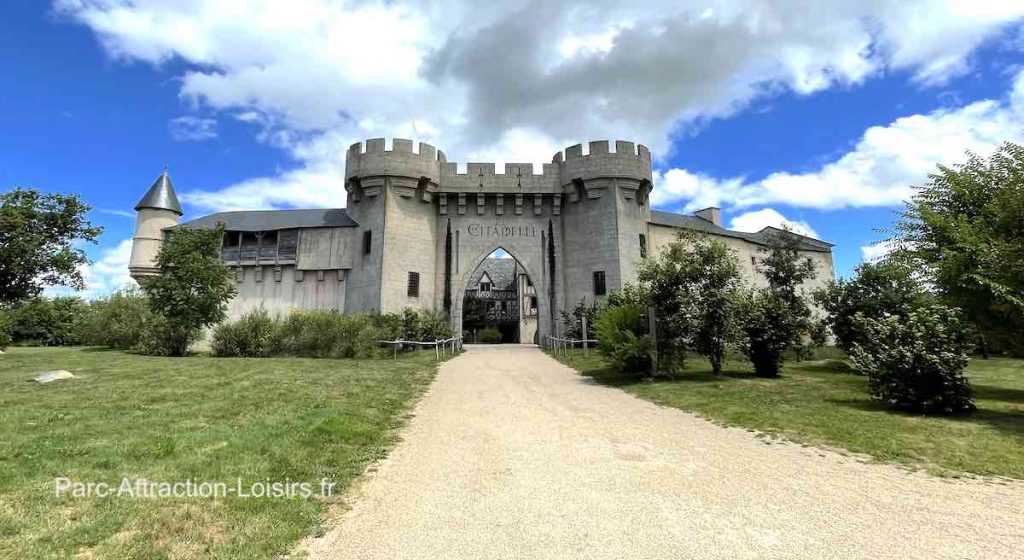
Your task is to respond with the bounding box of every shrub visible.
[561,298,599,339]
[851,304,975,415]
[79,288,152,349]
[135,315,198,357]
[3,296,88,346]
[277,310,379,359]
[594,304,652,374]
[479,328,502,344]
[212,308,281,357]
[0,313,11,350]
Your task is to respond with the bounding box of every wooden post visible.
[435,339,440,361]
[581,315,588,356]
[393,342,398,360]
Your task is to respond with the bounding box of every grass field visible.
[0,346,444,559]
[553,350,1024,479]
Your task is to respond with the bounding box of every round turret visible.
[129,169,182,280]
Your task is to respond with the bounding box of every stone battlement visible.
[345,138,652,193]
[552,140,651,163]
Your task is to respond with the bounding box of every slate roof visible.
[649,210,833,253]
[135,171,182,215]
[177,208,358,232]
[466,258,518,291]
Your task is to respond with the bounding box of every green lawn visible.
[0,346,444,559]
[553,350,1024,479]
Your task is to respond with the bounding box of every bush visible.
[79,288,152,349]
[2,296,88,346]
[479,328,502,344]
[851,304,975,415]
[0,315,11,351]
[135,315,198,357]
[277,310,379,359]
[594,304,652,374]
[212,308,281,357]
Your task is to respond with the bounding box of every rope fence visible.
[377,336,464,360]
[544,335,598,361]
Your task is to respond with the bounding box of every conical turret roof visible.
[134,169,182,215]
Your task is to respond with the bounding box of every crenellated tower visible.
[344,139,443,313]
[555,140,653,311]
[129,169,182,280]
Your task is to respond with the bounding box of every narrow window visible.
[407,272,420,297]
[481,281,491,292]
[750,256,757,266]
[363,230,372,255]
[639,233,647,259]
[593,271,606,296]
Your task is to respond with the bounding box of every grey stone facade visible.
[129,138,835,341]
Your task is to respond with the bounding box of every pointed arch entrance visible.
[452,244,550,344]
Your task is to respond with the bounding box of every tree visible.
[638,232,745,373]
[561,297,599,339]
[0,188,102,304]
[739,230,817,377]
[888,142,1024,356]
[814,261,932,353]
[139,225,236,356]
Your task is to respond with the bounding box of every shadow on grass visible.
[973,384,1024,405]
[827,397,1024,438]
[581,365,762,388]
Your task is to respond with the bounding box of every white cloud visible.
[860,241,896,262]
[168,116,217,141]
[46,238,136,300]
[54,0,1024,214]
[655,69,1024,211]
[729,208,818,238]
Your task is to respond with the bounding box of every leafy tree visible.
[888,142,1024,356]
[638,232,745,374]
[814,261,932,353]
[739,230,817,377]
[140,225,236,356]
[0,188,101,304]
[851,304,974,415]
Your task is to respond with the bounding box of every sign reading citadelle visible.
[466,224,539,237]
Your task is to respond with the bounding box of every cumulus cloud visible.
[729,208,818,238]
[655,69,1024,211]
[168,115,218,141]
[54,0,1024,213]
[46,238,136,300]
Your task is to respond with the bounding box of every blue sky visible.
[4,1,1024,296]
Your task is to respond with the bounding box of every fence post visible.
[581,315,588,356]
[393,342,398,359]
[435,339,440,361]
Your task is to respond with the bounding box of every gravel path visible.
[303,345,1024,559]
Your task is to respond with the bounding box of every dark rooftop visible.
[135,170,182,215]
[650,210,833,252]
[466,258,519,291]
[177,208,358,232]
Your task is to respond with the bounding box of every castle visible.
[129,139,835,343]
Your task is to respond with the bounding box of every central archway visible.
[460,249,538,343]
[451,244,551,345]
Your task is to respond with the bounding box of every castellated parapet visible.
[344,138,652,199]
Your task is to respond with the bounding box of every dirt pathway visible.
[303,345,1024,559]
